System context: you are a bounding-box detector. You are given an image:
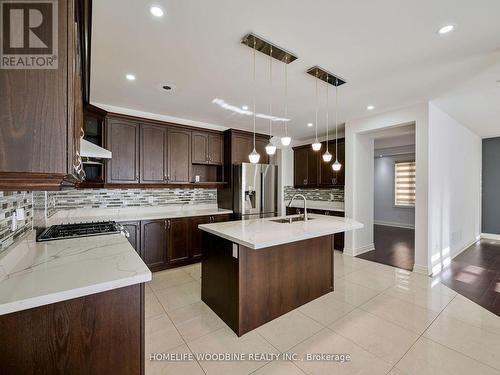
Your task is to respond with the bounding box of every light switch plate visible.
[232,244,238,259]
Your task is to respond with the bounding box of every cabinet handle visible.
[135,174,139,181]
[166,220,171,229]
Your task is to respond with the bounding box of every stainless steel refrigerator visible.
[233,163,278,220]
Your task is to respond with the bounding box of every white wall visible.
[374,148,416,228]
[344,103,429,274]
[427,103,481,276]
[275,146,294,215]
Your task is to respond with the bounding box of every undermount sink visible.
[270,216,315,224]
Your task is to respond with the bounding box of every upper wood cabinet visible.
[105,118,140,184]
[0,0,84,190]
[140,124,167,183]
[227,130,270,164]
[168,129,191,182]
[192,132,223,165]
[293,139,345,188]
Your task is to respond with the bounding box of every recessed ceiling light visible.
[162,85,172,91]
[125,74,136,81]
[242,105,249,110]
[150,6,164,17]
[437,24,455,35]
[307,122,313,127]
[367,105,375,110]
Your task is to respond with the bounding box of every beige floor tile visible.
[383,283,455,312]
[400,273,457,297]
[423,314,500,370]
[188,326,279,375]
[441,294,500,335]
[329,308,419,365]
[360,294,438,334]
[396,337,500,375]
[290,328,392,375]
[343,269,396,291]
[334,253,368,277]
[298,291,356,326]
[387,369,409,375]
[256,310,323,352]
[182,262,202,280]
[145,314,184,353]
[146,344,205,375]
[331,278,380,306]
[149,268,195,291]
[155,281,201,311]
[145,293,165,319]
[168,301,225,342]
[251,360,305,375]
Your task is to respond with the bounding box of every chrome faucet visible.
[288,194,308,222]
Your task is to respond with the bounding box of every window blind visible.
[395,161,416,207]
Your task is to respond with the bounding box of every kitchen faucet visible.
[288,194,308,222]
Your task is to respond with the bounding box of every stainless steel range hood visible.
[80,138,112,159]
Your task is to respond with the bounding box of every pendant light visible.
[265,46,277,155]
[281,56,292,146]
[248,39,260,164]
[311,71,322,151]
[322,77,332,162]
[332,78,342,171]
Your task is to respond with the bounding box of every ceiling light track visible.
[241,33,298,64]
[306,66,346,87]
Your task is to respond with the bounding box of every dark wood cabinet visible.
[191,216,212,259]
[0,0,85,190]
[192,132,223,165]
[106,118,140,184]
[121,221,141,256]
[167,218,191,264]
[168,129,191,182]
[227,130,270,165]
[255,137,270,164]
[141,220,168,271]
[140,124,167,183]
[293,146,319,187]
[294,138,345,188]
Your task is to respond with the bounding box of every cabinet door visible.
[140,124,167,183]
[208,134,223,165]
[141,220,167,270]
[294,147,309,187]
[231,133,252,164]
[333,140,345,186]
[167,218,190,264]
[190,216,212,259]
[120,221,141,256]
[255,137,269,164]
[320,143,335,186]
[168,129,191,182]
[192,132,209,164]
[213,214,232,223]
[307,148,319,186]
[106,119,140,183]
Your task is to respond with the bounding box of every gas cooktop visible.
[37,221,124,242]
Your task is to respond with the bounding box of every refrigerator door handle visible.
[260,169,264,216]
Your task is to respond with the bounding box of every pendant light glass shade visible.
[249,149,260,164]
[265,142,276,155]
[281,136,291,146]
[312,142,322,151]
[322,150,332,162]
[332,159,342,171]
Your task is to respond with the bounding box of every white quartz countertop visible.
[0,231,152,315]
[47,204,233,226]
[199,213,362,249]
[285,200,345,212]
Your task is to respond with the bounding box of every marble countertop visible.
[46,204,233,226]
[285,200,345,212]
[0,231,151,315]
[199,213,362,249]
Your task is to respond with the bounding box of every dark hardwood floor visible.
[357,224,415,271]
[438,239,500,316]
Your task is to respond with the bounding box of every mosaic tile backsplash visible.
[0,192,33,253]
[35,188,218,214]
[284,186,344,202]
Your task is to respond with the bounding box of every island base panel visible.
[201,232,333,336]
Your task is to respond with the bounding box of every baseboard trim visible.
[412,264,428,275]
[481,233,500,241]
[374,221,415,229]
[451,238,481,260]
[353,243,375,257]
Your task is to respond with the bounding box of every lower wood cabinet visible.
[133,214,232,272]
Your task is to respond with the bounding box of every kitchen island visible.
[199,213,362,336]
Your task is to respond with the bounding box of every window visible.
[394,161,416,207]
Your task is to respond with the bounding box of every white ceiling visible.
[90,0,500,140]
